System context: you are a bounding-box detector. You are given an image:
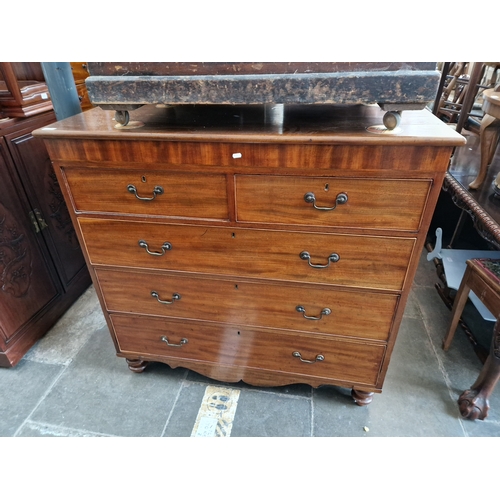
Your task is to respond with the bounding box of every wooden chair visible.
[443,258,500,419]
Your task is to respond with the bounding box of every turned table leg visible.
[458,318,500,420]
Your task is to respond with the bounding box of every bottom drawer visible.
[110,314,386,386]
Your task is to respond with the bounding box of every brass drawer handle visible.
[151,291,181,304]
[138,240,172,256]
[304,192,348,211]
[300,251,340,268]
[127,184,164,201]
[160,336,188,347]
[292,351,324,363]
[296,305,331,320]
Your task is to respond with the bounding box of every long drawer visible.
[62,167,229,220]
[110,314,386,386]
[96,268,399,341]
[236,175,431,231]
[80,218,416,291]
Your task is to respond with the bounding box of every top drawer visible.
[61,167,229,220]
[236,175,431,231]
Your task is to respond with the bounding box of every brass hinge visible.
[29,208,48,233]
[34,208,48,231]
[29,211,40,233]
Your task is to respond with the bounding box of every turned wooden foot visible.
[351,389,374,406]
[126,358,149,373]
[457,317,500,420]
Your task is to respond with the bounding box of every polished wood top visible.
[33,104,466,146]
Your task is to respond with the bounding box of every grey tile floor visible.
[1,251,500,438]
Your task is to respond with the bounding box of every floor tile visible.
[162,382,213,437]
[0,359,63,437]
[29,326,188,437]
[230,389,311,437]
[16,420,112,437]
[404,289,422,319]
[314,316,466,436]
[24,285,107,366]
[413,287,500,426]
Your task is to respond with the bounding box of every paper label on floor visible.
[191,386,241,437]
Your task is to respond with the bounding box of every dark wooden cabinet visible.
[0,111,91,367]
[0,62,53,118]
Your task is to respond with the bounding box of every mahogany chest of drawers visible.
[34,103,465,405]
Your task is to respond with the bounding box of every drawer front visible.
[111,314,385,386]
[96,268,399,341]
[236,175,431,231]
[80,218,415,291]
[62,167,229,220]
[52,139,453,173]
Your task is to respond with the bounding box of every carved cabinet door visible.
[0,137,61,348]
[4,126,87,290]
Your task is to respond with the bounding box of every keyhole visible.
[235,284,238,290]
[324,183,329,191]
[232,232,236,238]
[142,176,147,183]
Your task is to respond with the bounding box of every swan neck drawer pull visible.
[127,184,164,201]
[151,291,181,304]
[160,336,188,347]
[292,351,324,363]
[300,251,340,268]
[296,305,331,320]
[138,240,172,256]
[304,192,348,211]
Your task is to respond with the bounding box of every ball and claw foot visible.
[126,358,149,373]
[458,389,489,420]
[351,389,374,406]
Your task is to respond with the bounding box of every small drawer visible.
[62,167,229,220]
[80,218,415,291]
[236,175,431,231]
[96,268,399,341]
[111,314,386,386]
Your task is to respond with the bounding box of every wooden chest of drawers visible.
[34,103,465,405]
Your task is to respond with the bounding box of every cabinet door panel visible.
[0,139,60,344]
[5,130,86,288]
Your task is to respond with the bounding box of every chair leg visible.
[458,316,500,420]
[443,264,473,351]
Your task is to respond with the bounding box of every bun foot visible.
[351,389,374,406]
[126,358,149,373]
[458,389,489,420]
